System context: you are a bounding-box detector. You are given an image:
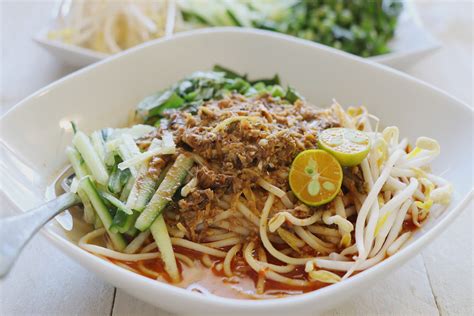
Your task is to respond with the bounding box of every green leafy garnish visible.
[136,65,301,123]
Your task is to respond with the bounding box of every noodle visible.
[138,261,161,278]
[307,225,340,237]
[212,221,251,236]
[294,227,334,253]
[277,228,306,251]
[204,232,238,242]
[268,211,321,232]
[79,229,160,261]
[203,237,241,248]
[124,231,150,254]
[176,253,194,267]
[256,248,266,294]
[244,242,310,287]
[66,78,452,298]
[201,254,213,268]
[236,201,260,226]
[171,238,227,258]
[259,194,312,265]
[223,244,242,277]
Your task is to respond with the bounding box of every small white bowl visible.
[2,28,472,315]
[34,1,439,69]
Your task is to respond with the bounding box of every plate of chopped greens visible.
[35,0,439,68]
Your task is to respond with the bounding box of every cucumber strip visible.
[108,162,131,194]
[108,125,155,141]
[73,131,109,185]
[125,226,138,238]
[106,138,122,152]
[91,131,106,165]
[118,144,175,171]
[77,187,95,224]
[120,175,136,202]
[108,164,123,193]
[101,191,133,215]
[150,215,180,282]
[125,164,147,210]
[122,134,141,157]
[134,173,160,211]
[126,163,166,212]
[94,214,103,229]
[118,141,139,177]
[80,177,126,251]
[111,210,139,234]
[69,177,80,193]
[135,154,194,231]
[125,138,169,211]
[66,146,90,179]
[124,231,150,254]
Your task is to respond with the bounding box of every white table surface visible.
[0,1,472,315]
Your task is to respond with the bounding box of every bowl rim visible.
[2,27,473,310]
[7,27,471,120]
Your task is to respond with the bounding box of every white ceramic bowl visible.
[1,29,472,316]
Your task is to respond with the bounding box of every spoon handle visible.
[0,192,80,277]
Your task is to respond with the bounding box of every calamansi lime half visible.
[318,128,370,167]
[289,149,343,207]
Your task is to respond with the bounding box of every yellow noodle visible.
[174,252,194,267]
[268,211,321,232]
[201,254,213,268]
[141,242,158,253]
[124,231,150,254]
[212,221,251,236]
[204,232,238,242]
[256,248,266,294]
[223,244,241,277]
[203,237,241,248]
[294,227,334,254]
[236,201,260,226]
[307,225,340,237]
[137,261,160,278]
[277,228,305,252]
[259,194,311,265]
[171,238,227,257]
[244,242,310,287]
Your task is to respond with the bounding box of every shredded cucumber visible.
[101,191,133,215]
[117,134,141,176]
[110,210,139,234]
[135,154,194,231]
[77,188,95,224]
[126,164,159,212]
[73,131,109,185]
[66,146,90,179]
[119,175,136,202]
[79,177,126,251]
[150,215,180,282]
[91,131,107,165]
[108,160,131,194]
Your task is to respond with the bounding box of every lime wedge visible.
[318,128,370,167]
[289,149,343,206]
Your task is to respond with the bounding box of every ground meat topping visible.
[149,93,340,239]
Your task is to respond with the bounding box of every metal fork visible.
[0,167,81,278]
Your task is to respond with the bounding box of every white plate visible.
[34,1,439,69]
[1,29,472,315]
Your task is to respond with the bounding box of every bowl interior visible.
[1,29,472,315]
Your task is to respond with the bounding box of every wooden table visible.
[1,1,472,315]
